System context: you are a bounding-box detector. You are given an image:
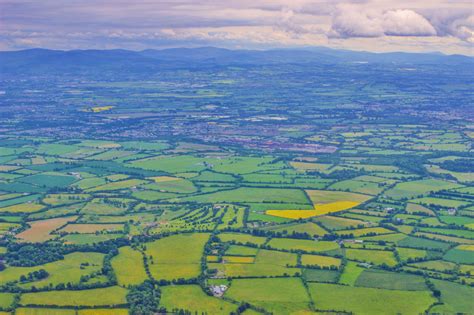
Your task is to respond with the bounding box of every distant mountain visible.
[1,46,472,75]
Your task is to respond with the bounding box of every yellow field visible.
[265,209,318,219]
[266,201,360,219]
[89,106,114,113]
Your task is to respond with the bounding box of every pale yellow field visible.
[0,203,45,213]
[457,245,474,251]
[78,309,129,315]
[301,254,341,268]
[149,176,180,182]
[223,256,255,264]
[90,106,114,113]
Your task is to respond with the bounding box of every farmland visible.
[0,47,472,314]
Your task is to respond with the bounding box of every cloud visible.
[423,10,474,43]
[330,6,437,38]
[0,1,472,55]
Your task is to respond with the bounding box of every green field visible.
[160,285,236,314]
[225,278,311,315]
[308,283,436,315]
[146,233,209,281]
[111,246,148,286]
[20,286,128,307]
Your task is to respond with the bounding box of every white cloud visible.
[330,6,437,38]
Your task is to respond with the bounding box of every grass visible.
[16,216,78,242]
[308,283,435,315]
[160,285,236,314]
[225,278,311,315]
[355,269,427,291]
[0,292,14,309]
[223,256,255,263]
[208,262,298,278]
[335,227,393,237]
[19,173,77,188]
[409,260,457,272]
[218,233,267,246]
[385,179,461,200]
[314,215,368,230]
[420,227,474,239]
[208,249,299,278]
[329,180,384,195]
[111,246,148,286]
[226,245,258,256]
[0,203,45,214]
[339,261,364,286]
[345,248,397,266]
[0,252,105,288]
[411,197,470,208]
[130,155,211,173]
[306,189,372,205]
[15,308,76,315]
[397,247,427,262]
[180,187,311,204]
[302,269,339,283]
[430,279,474,314]
[59,223,123,233]
[80,199,126,215]
[62,233,123,245]
[262,222,328,237]
[267,238,339,253]
[443,246,474,264]
[78,309,128,315]
[146,233,209,281]
[20,286,127,307]
[301,254,341,268]
[397,236,451,251]
[86,179,147,192]
[146,176,197,194]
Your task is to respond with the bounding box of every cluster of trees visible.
[6,243,64,267]
[19,269,49,283]
[440,159,473,173]
[127,280,161,315]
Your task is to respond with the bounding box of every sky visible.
[0,0,473,55]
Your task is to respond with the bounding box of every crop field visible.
[16,216,78,242]
[0,120,473,314]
